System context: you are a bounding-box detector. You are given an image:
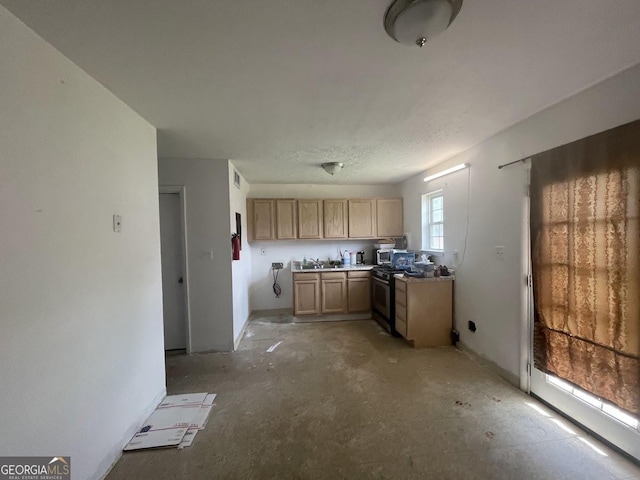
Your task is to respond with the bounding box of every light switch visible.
[113,214,122,233]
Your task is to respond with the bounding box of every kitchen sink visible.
[299,264,342,270]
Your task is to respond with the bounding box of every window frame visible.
[422,189,444,252]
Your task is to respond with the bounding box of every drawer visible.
[395,279,407,292]
[347,270,371,278]
[321,272,347,280]
[293,273,320,281]
[395,289,406,306]
[395,318,408,338]
[396,303,406,321]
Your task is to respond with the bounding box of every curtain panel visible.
[530,119,640,417]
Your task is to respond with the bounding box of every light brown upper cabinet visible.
[275,199,297,239]
[323,199,348,239]
[251,199,276,240]
[348,199,377,238]
[376,198,404,238]
[248,196,403,242]
[298,199,323,239]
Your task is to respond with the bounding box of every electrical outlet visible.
[495,245,505,260]
[272,262,283,270]
[113,214,122,233]
[453,250,459,262]
[261,248,267,256]
[468,320,477,332]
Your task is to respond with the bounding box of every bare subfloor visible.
[107,318,640,479]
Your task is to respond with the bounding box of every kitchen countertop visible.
[292,263,374,273]
[394,274,455,282]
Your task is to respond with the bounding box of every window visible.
[422,190,444,251]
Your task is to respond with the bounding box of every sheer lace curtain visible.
[531,119,640,417]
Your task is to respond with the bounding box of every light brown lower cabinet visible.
[347,271,371,313]
[293,270,372,316]
[394,277,453,348]
[293,273,320,315]
[321,272,347,314]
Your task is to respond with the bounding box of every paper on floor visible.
[266,341,282,353]
[178,429,198,449]
[158,392,208,408]
[124,392,216,451]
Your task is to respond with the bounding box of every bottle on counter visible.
[342,252,351,267]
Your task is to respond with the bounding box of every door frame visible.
[159,185,192,354]
[524,164,640,461]
[520,159,532,393]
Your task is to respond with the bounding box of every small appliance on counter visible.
[373,248,407,265]
[390,251,415,270]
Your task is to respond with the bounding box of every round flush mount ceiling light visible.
[321,162,344,175]
[384,0,463,47]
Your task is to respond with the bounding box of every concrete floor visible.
[107,317,640,479]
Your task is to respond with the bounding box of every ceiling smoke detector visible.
[384,0,463,47]
[321,162,344,175]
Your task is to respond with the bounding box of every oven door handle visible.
[373,276,390,286]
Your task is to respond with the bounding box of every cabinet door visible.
[376,198,403,238]
[253,199,275,240]
[298,200,323,239]
[321,273,347,313]
[405,281,453,347]
[348,277,371,312]
[348,199,377,238]
[294,275,320,315]
[276,199,297,239]
[323,199,348,239]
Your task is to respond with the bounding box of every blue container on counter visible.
[391,251,415,270]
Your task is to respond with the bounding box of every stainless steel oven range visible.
[371,265,406,336]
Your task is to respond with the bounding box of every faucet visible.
[308,258,322,268]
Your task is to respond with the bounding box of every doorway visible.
[159,191,189,352]
[526,126,640,461]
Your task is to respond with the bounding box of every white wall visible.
[229,162,252,344]
[158,158,234,352]
[248,184,399,311]
[401,63,640,385]
[0,7,165,480]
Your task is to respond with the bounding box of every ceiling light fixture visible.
[384,0,463,47]
[321,162,344,175]
[423,163,468,182]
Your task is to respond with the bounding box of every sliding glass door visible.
[528,119,640,461]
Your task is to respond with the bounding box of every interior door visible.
[159,193,187,351]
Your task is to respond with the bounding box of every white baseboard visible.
[94,387,167,480]
[234,316,250,351]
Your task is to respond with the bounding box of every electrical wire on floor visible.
[272,267,282,298]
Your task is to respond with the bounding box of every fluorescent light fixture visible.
[423,163,469,182]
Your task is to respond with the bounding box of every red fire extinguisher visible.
[231,233,240,260]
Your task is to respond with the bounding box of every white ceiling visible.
[3,1,640,184]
